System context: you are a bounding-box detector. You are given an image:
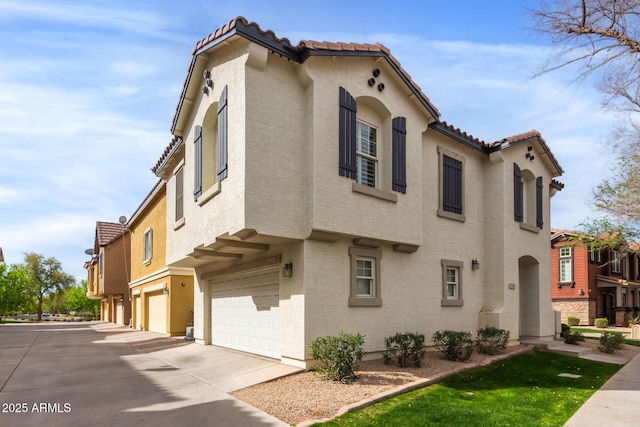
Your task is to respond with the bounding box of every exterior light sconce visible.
[579,288,585,296]
[163,287,169,295]
[283,263,293,278]
[471,259,480,270]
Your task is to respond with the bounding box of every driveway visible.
[0,322,300,426]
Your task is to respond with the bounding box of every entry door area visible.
[134,296,142,330]
[210,268,280,359]
[115,300,124,325]
[147,292,167,334]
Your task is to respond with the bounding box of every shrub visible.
[560,323,570,338]
[567,316,580,326]
[563,330,585,345]
[594,318,609,328]
[598,331,625,353]
[382,332,426,367]
[476,326,510,355]
[310,331,365,383]
[432,330,473,362]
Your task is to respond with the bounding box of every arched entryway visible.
[519,255,540,338]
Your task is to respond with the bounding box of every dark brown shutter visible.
[536,176,543,228]
[193,125,202,200]
[514,163,523,222]
[392,117,407,193]
[339,87,357,179]
[443,155,462,214]
[217,85,228,181]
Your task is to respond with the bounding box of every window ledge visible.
[143,259,152,266]
[197,181,221,207]
[441,298,464,307]
[519,222,540,233]
[352,183,398,203]
[349,297,382,307]
[437,209,465,222]
[173,217,185,231]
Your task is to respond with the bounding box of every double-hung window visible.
[559,246,572,284]
[356,257,375,297]
[175,166,184,222]
[143,228,153,264]
[349,246,382,307]
[356,121,378,188]
[441,259,463,306]
[611,250,621,274]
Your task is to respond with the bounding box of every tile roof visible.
[152,135,182,176]
[95,221,126,247]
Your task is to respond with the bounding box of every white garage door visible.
[210,268,280,359]
[147,292,167,334]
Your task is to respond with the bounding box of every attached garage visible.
[210,267,280,359]
[147,292,167,334]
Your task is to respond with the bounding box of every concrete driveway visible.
[0,322,301,426]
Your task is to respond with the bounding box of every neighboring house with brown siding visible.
[127,180,194,336]
[152,17,564,368]
[551,229,640,326]
[85,221,131,324]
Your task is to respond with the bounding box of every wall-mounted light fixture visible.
[578,288,585,296]
[283,263,293,278]
[163,287,169,295]
[472,259,480,270]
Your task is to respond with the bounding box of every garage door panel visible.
[210,268,279,359]
[147,292,167,334]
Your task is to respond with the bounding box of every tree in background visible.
[531,0,640,241]
[22,253,74,321]
[65,280,100,319]
[0,263,31,321]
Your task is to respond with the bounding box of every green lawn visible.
[317,350,621,427]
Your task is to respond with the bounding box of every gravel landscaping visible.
[232,341,640,425]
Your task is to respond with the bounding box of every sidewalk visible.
[565,351,640,426]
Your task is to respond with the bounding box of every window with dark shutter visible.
[443,155,462,214]
[175,167,184,221]
[339,87,357,179]
[514,163,523,222]
[193,125,202,200]
[392,117,407,194]
[536,176,543,228]
[217,86,228,181]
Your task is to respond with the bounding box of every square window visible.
[560,247,571,258]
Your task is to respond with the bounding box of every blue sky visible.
[0,1,616,281]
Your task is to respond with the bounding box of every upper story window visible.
[143,228,153,264]
[98,253,103,276]
[514,163,543,231]
[438,147,465,222]
[589,246,601,263]
[611,250,621,274]
[356,121,378,187]
[559,246,572,284]
[338,87,406,197]
[193,85,228,204]
[175,166,184,222]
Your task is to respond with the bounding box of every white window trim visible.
[355,120,378,189]
[612,250,621,274]
[143,227,153,264]
[559,246,573,285]
[355,257,375,297]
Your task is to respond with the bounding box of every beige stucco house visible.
[152,17,564,368]
[127,180,194,336]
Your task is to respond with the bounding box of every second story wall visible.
[129,183,167,280]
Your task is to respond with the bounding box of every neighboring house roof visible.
[95,221,126,249]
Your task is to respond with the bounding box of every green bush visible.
[598,331,625,353]
[310,331,365,383]
[594,318,609,328]
[382,332,426,367]
[567,316,580,326]
[432,330,473,362]
[476,326,510,355]
[563,330,585,345]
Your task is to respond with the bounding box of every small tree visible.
[0,264,31,321]
[65,280,100,318]
[22,253,74,321]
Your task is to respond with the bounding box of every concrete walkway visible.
[0,321,300,426]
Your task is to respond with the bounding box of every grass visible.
[568,327,640,347]
[317,350,621,427]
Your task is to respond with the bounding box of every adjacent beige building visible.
[152,17,564,368]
